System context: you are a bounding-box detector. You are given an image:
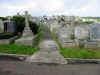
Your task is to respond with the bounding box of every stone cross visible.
[15,11,34,46]
[22,11,33,36]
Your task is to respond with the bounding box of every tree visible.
[29,21,39,35]
[0,17,7,21]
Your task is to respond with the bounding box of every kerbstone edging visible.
[0,53,100,64]
[0,53,29,61]
[66,58,100,64]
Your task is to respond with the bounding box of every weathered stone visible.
[90,23,100,41]
[60,40,76,48]
[4,21,16,33]
[58,27,71,40]
[75,24,90,40]
[0,39,11,44]
[15,11,34,46]
[84,40,98,48]
[0,19,4,33]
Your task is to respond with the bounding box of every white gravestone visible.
[58,27,71,40]
[75,24,89,40]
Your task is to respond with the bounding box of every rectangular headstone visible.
[75,24,89,40]
[90,23,100,41]
[4,21,16,33]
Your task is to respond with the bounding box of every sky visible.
[0,0,100,17]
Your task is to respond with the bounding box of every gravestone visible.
[50,21,59,32]
[58,27,71,40]
[58,27,75,48]
[75,24,89,40]
[0,19,4,33]
[74,24,90,48]
[4,21,16,33]
[15,11,34,46]
[90,23,100,41]
[84,23,100,48]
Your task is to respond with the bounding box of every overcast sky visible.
[0,0,100,17]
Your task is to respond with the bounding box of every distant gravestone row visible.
[45,16,100,48]
[0,14,100,48]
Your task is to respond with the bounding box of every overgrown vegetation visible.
[11,16,25,34]
[0,44,39,55]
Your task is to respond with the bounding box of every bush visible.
[29,21,39,35]
[11,16,25,34]
[12,15,39,35]
[0,17,7,21]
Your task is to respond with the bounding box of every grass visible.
[60,48,100,59]
[49,26,100,59]
[0,26,43,55]
[57,39,100,59]
[0,44,39,55]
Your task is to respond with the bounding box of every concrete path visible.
[26,26,67,64]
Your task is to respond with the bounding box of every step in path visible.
[26,26,67,64]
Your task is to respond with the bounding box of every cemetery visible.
[0,11,42,55]
[0,12,100,60]
[40,15,100,59]
[1,0,100,74]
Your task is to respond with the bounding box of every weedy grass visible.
[0,44,39,55]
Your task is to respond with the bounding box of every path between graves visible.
[26,26,67,64]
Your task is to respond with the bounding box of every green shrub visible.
[11,15,39,35]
